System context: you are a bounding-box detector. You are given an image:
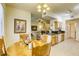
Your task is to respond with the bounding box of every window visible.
[0,4,4,38]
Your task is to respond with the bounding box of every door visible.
[66,21,76,39]
[70,21,76,39]
[76,22,79,41]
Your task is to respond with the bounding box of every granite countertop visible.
[41,30,65,35]
[52,31,65,34]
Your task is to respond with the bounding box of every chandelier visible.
[37,4,50,15]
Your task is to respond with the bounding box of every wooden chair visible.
[0,37,7,56]
[32,42,51,56]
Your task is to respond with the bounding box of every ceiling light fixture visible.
[37,5,41,9]
[37,4,50,14]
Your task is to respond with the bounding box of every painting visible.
[14,19,26,33]
[31,26,37,31]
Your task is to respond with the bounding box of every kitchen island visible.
[51,31,65,45]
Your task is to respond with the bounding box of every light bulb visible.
[38,23,42,29]
[43,4,48,8]
[47,7,50,10]
[37,5,41,9]
[43,9,46,13]
[38,9,41,12]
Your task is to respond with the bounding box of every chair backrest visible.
[0,37,6,55]
[20,34,28,39]
[32,35,52,56]
[32,42,51,56]
[0,39,4,49]
[19,34,52,56]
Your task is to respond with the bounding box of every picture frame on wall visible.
[31,26,37,31]
[14,19,26,33]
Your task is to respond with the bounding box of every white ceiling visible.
[6,3,79,19]
[6,3,79,13]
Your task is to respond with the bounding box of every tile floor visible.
[6,38,79,56]
[50,39,79,56]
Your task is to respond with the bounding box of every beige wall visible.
[4,5,31,48]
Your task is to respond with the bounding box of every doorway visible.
[66,20,76,39]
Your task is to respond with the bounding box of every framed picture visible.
[31,26,37,31]
[14,19,26,33]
